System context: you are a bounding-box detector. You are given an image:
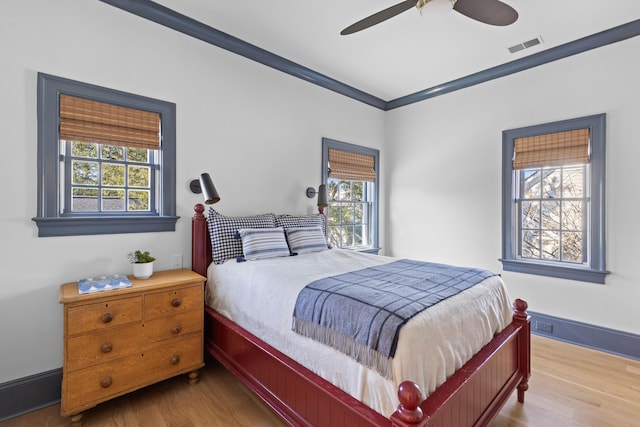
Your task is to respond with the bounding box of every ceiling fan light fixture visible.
[416,0,434,12]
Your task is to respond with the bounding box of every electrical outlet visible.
[171,254,183,269]
[536,321,554,334]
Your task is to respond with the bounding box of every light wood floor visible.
[3,335,639,427]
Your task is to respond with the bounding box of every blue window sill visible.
[32,216,179,237]
[500,258,609,284]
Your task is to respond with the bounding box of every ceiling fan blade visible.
[341,0,416,35]
[453,0,518,26]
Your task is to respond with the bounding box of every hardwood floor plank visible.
[490,335,640,427]
[2,335,639,426]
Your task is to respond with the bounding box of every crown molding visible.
[386,19,640,110]
[99,1,639,111]
[98,0,387,110]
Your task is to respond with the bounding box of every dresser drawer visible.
[66,311,203,372]
[142,310,202,343]
[66,323,142,372]
[63,334,203,411]
[67,296,143,336]
[144,285,202,320]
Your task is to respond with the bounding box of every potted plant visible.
[128,250,156,279]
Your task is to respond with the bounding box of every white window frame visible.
[326,179,374,249]
[62,141,159,215]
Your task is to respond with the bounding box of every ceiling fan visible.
[340,0,518,35]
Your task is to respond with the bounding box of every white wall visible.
[0,1,385,383]
[385,37,640,335]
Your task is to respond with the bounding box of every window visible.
[64,140,156,213]
[501,114,608,283]
[33,73,178,237]
[322,138,379,252]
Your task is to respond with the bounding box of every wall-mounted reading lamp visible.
[190,173,221,204]
[306,184,328,214]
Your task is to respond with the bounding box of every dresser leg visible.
[188,370,200,385]
[70,413,83,427]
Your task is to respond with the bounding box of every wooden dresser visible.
[59,269,206,426]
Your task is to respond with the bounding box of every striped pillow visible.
[285,226,328,254]
[238,227,291,261]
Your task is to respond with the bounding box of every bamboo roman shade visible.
[328,148,376,182]
[59,94,160,149]
[513,128,590,170]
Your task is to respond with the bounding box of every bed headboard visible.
[192,203,212,277]
[191,204,328,277]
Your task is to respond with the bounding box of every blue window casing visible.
[33,73,178,237]
[501,114,608,284]
[321,138,380,253]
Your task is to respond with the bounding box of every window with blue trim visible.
[322,138,379,253]
[501,114,608,283]
[33,73,178,237]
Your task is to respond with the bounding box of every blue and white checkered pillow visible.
[285,226,329,254]
[207,209,276,264]
[238,227,291,261]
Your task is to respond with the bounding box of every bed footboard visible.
[204,302,529,427]
[392,299,530,427]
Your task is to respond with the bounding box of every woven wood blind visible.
[513,128,590,170]
[328,148,376,182]
[59,94,160,149]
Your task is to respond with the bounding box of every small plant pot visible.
[132,261,154,279]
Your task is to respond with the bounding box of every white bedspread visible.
[206,249,512,417]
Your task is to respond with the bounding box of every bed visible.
[191,204,530,426]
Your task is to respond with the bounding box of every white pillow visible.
[238,227,290,261]
[285,226,329,254]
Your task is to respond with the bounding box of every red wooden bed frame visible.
[191,204,530,426]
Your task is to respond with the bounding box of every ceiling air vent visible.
[508,36,543,54]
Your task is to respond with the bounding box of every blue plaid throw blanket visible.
[292,259,497,379]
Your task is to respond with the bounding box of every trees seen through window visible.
[326,179,371,248]
[68,141,155,213]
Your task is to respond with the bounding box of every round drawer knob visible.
[171,298,182,308]
[100,376,113,388]
[101,342,113,353]
[101,313,113,323]
[170,355,180,365]
[171,325,182,335]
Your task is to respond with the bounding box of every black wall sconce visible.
[306,184,328,214]
[190,173,221,205]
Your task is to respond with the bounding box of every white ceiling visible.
[153,0,640,101]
